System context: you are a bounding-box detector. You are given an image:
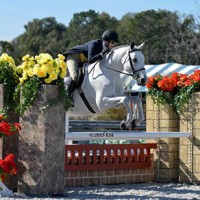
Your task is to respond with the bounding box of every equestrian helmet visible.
[102,30,119,43]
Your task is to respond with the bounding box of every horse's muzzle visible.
[141,78,146,86]
[136,77,146,86]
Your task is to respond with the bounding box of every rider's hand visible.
[101,48,110,56]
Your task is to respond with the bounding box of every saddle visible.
[65,65,96,113]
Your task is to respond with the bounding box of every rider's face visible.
[108,40,117,49]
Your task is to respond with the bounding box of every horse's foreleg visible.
[98,96,134,129]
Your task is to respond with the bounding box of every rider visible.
[63,29,119,97]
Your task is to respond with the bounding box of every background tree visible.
[11,17,68,63]
[170,14,200,64]
[1,9,200,66]
[0,41,14,55]
[66,9,119,48]
[118,10,183,64]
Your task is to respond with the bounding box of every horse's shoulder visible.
[87,61,100,74]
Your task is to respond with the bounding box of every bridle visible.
[102,48,145,78]
[128,49,145,76]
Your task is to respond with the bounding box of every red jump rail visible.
[65,143,157,171]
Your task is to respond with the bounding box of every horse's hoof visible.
[131,120,136,128]
[120,121,127,130]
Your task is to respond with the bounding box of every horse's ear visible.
[137,41,146,49]
[130,40,135,50]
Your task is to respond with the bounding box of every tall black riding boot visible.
[67,80,76,98]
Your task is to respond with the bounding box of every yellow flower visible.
[47,66,55,74]
[55,66,60,74]
[22,54,31,61]
[22,71,28,80]
[36,68,47,78]
[33,64,40,75]
[27,60,35,69]
[0,53,16,67]
[60,69,66,78]
[27,68,34,77]
[47,60,53,66]
[16,65,24,74]
[40,65,48,74]
[44,78,53,84]
[55,58,67,70]
[58,54,65,60]
[61,61,67,70]
[36,53,53,65]
[19,78,25,84]
[49,71,58,80]
[18,53,68,83]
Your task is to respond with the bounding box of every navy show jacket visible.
[63,39,104,64]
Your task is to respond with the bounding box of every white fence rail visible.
[67,131,191,141]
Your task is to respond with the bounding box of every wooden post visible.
[146,96,179,182]
[0,84,19,191]
[179,92,200,184]
[18,85,66,195]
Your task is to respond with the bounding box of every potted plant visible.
[16,54,68,195]
[146,71,200,114]
[14,53,72,115]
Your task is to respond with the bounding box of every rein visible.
[103,66,134,76]
[88,48,145,77]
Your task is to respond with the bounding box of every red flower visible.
[157,76,174,92]
[190,71,200,83]
[146,75,163,89]
[146,81,153,89]
[184,79,193,86]
[13,123,21,131]
[0,154,17,175]
[0,120,21,137]
[0,121,12,136]
[146,76,155,89]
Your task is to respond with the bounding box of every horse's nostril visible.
[141,78,145,83]
[137,78,146,86]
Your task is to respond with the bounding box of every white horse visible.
[66,41,147,129]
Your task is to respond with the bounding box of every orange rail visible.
[65,143,157,171]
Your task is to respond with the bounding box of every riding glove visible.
[101,48,110,57]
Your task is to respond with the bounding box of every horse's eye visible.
[133,58,137,63]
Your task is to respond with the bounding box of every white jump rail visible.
[67,131,191,141]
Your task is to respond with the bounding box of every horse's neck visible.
[104,46,129,69]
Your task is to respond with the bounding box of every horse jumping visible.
[65,41,147,129]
